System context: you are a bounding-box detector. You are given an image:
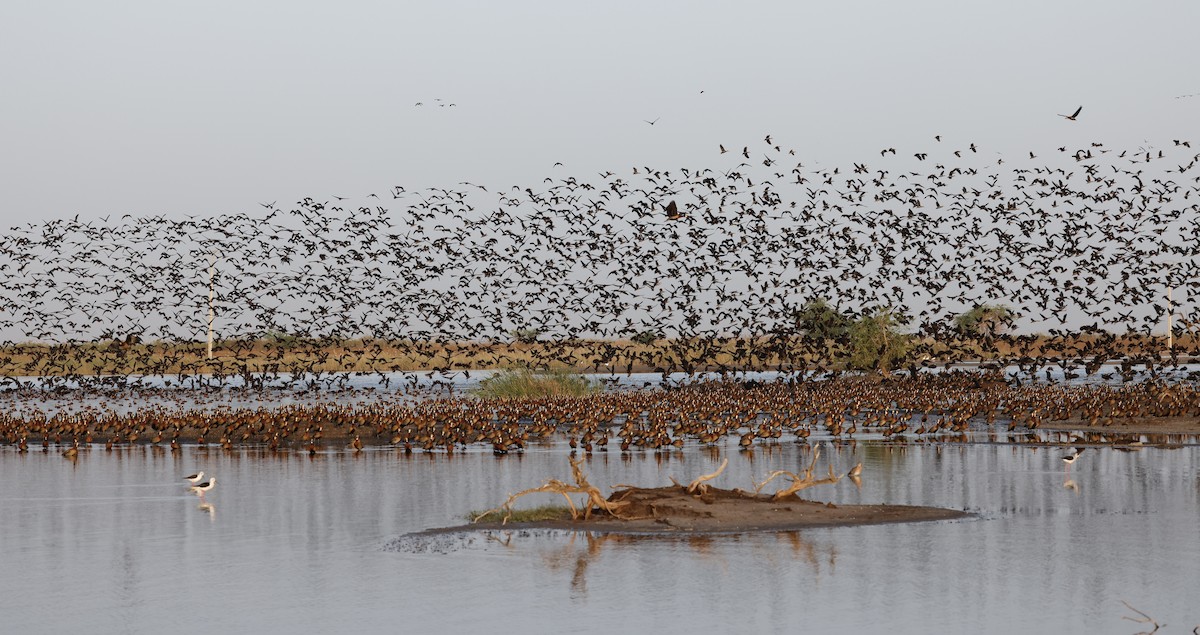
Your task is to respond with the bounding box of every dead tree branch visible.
[686,458,728,495]
[753,447,844,500]
[1120,600,1163,634]
[473,457,632,524]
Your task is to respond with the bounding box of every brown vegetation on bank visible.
[1,333,1196,379]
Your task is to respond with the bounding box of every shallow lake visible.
[2,435,1197,634]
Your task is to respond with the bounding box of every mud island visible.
[447,455,968,536]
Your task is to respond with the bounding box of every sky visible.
[3,0,1200,226]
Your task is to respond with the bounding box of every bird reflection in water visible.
[487,529,836,596]
[775,531,838,573]
[848,463,863,491]
[542,532,610,596]
[198,502,216,521]
[1063,479,1079,493]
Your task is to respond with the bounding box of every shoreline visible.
[414,498,970,537]
[1042,416,1200,435]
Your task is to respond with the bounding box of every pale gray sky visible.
[2,0,1199,224]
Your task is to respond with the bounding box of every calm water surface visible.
[2,437,1198,634]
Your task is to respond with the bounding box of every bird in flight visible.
[665,200,683,220]
[644,117,660,126]
[1059,106,1082,121]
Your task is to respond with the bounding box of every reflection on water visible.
[389,527,840,600]
[2,439,1199,634]
[197,501,216,520]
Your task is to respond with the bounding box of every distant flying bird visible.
[1059,106,1082,121]
[644,117,660,126]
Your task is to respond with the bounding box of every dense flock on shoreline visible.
[3,374,1197,454]
[0,137,1197,389]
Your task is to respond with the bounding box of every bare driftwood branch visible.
[686,458,728,495]
[1120,600,1163,634]
[753,447,844,500]
[472,480,579,524]
[473,457,633,524]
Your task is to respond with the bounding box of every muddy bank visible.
[1042,416,1200,435]
[439,485,968,535]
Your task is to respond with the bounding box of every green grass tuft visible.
[468,504,575,524]
[471,367,599,399]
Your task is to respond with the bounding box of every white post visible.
[207,254,215,360]
[1166,285,1173,353]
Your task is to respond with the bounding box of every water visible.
[7,361,1200,395]
[2,439,1197,634]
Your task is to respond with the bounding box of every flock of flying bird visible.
[0,133,1197,392]
[0,131,1196,456]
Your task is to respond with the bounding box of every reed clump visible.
[472,367,599,399]
[467,504,574,524]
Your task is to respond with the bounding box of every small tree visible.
[847,308,911,373]
[264,329,303,347]
[630,330,660,345]
[954,304,1015,339]
[795,299,851,341]
[472,367,598,398]
[511,328,541,344]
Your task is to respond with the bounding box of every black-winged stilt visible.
[189,477,216,498]
[1062,448,1085,473]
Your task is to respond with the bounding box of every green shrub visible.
[468,505,575,524]
[794,298,851,340]
[847,309,911,373]
[953,304,1015,338]
[630,330,660,345]
[511,328,541,344]
[472,367,599,398]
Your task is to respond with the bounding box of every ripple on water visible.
[1,440,1198,634]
